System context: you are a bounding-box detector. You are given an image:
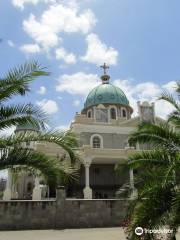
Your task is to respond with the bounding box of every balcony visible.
[78,145,141,164]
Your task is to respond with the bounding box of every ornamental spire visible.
[100,63,110,84]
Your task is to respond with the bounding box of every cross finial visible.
[100,63,109,75]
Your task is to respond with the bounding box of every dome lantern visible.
[100,63,110,84]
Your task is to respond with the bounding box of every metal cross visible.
[100,63,109,75]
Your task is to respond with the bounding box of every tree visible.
[0,62,78,186]
[126,82,180,240]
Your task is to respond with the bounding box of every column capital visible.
[84,157,92,167]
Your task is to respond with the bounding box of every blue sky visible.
[0,0,179,130]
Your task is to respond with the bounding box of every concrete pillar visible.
[32,176,42,200]
[83,158,92,199]
[55,186,66,229]
[3,169,12,200]
[56,186,66,202]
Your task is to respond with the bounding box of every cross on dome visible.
[100,63,109,75]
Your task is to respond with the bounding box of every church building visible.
[3,64,162,200]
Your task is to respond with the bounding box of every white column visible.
[108,108,111,123]
[12,182,19,199]
[3,169,12,200]
[83,158,92,199]
[93,107,96,123]
[129,168,134,189]
[32,176,42,200]
[136,142,140,150]
[129,168,138,199]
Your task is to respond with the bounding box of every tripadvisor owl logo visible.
[135,227,144,236]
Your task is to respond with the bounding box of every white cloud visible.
[23,4,96,49]
[12,0,55,9]
[12,0,39,9]
[55,48,76,64]
[12,0,88,9]
[134,82,161,99]
[0,126,16,137]
[20,43,41,54]
[36,99,59,114]
[81,33,118,66]
[7,40,15,47]
[56,72,99,95]
[73,99,80,107]
[55,124,70,131]
[162,81,177,93]
[113,79,176,119]
[37,86,47,95]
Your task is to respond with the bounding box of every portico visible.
[80,145,138,199]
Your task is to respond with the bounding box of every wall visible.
[63,199,129,228]
[80,132,129,149]
[0,200,56,230]
[0,188,131,230]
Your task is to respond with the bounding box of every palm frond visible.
[0,130,79,164]
[127,183,174,239]
[0,104,47,131]
[175,81,180,97]
[0,147,77,185]
[168,111,180,128]
[128,150,171,168]
[158,91,180,112]
[129,122,180,152]
[0,61,49,102]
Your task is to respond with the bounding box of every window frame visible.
[87,109,92,118]
[121,108,127,118]
[110,107,117,120]
[90,134,103,149]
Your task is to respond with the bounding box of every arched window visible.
[90,134,103,148]
[122,109,127,118]
[87,110,92,118]
[110,108,116,119]
[93,136,101,148]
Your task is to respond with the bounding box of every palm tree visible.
[126,82,180,240]
[0,62,78,186]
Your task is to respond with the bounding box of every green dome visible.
[84,83,129,109]
[15,122,40,132]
